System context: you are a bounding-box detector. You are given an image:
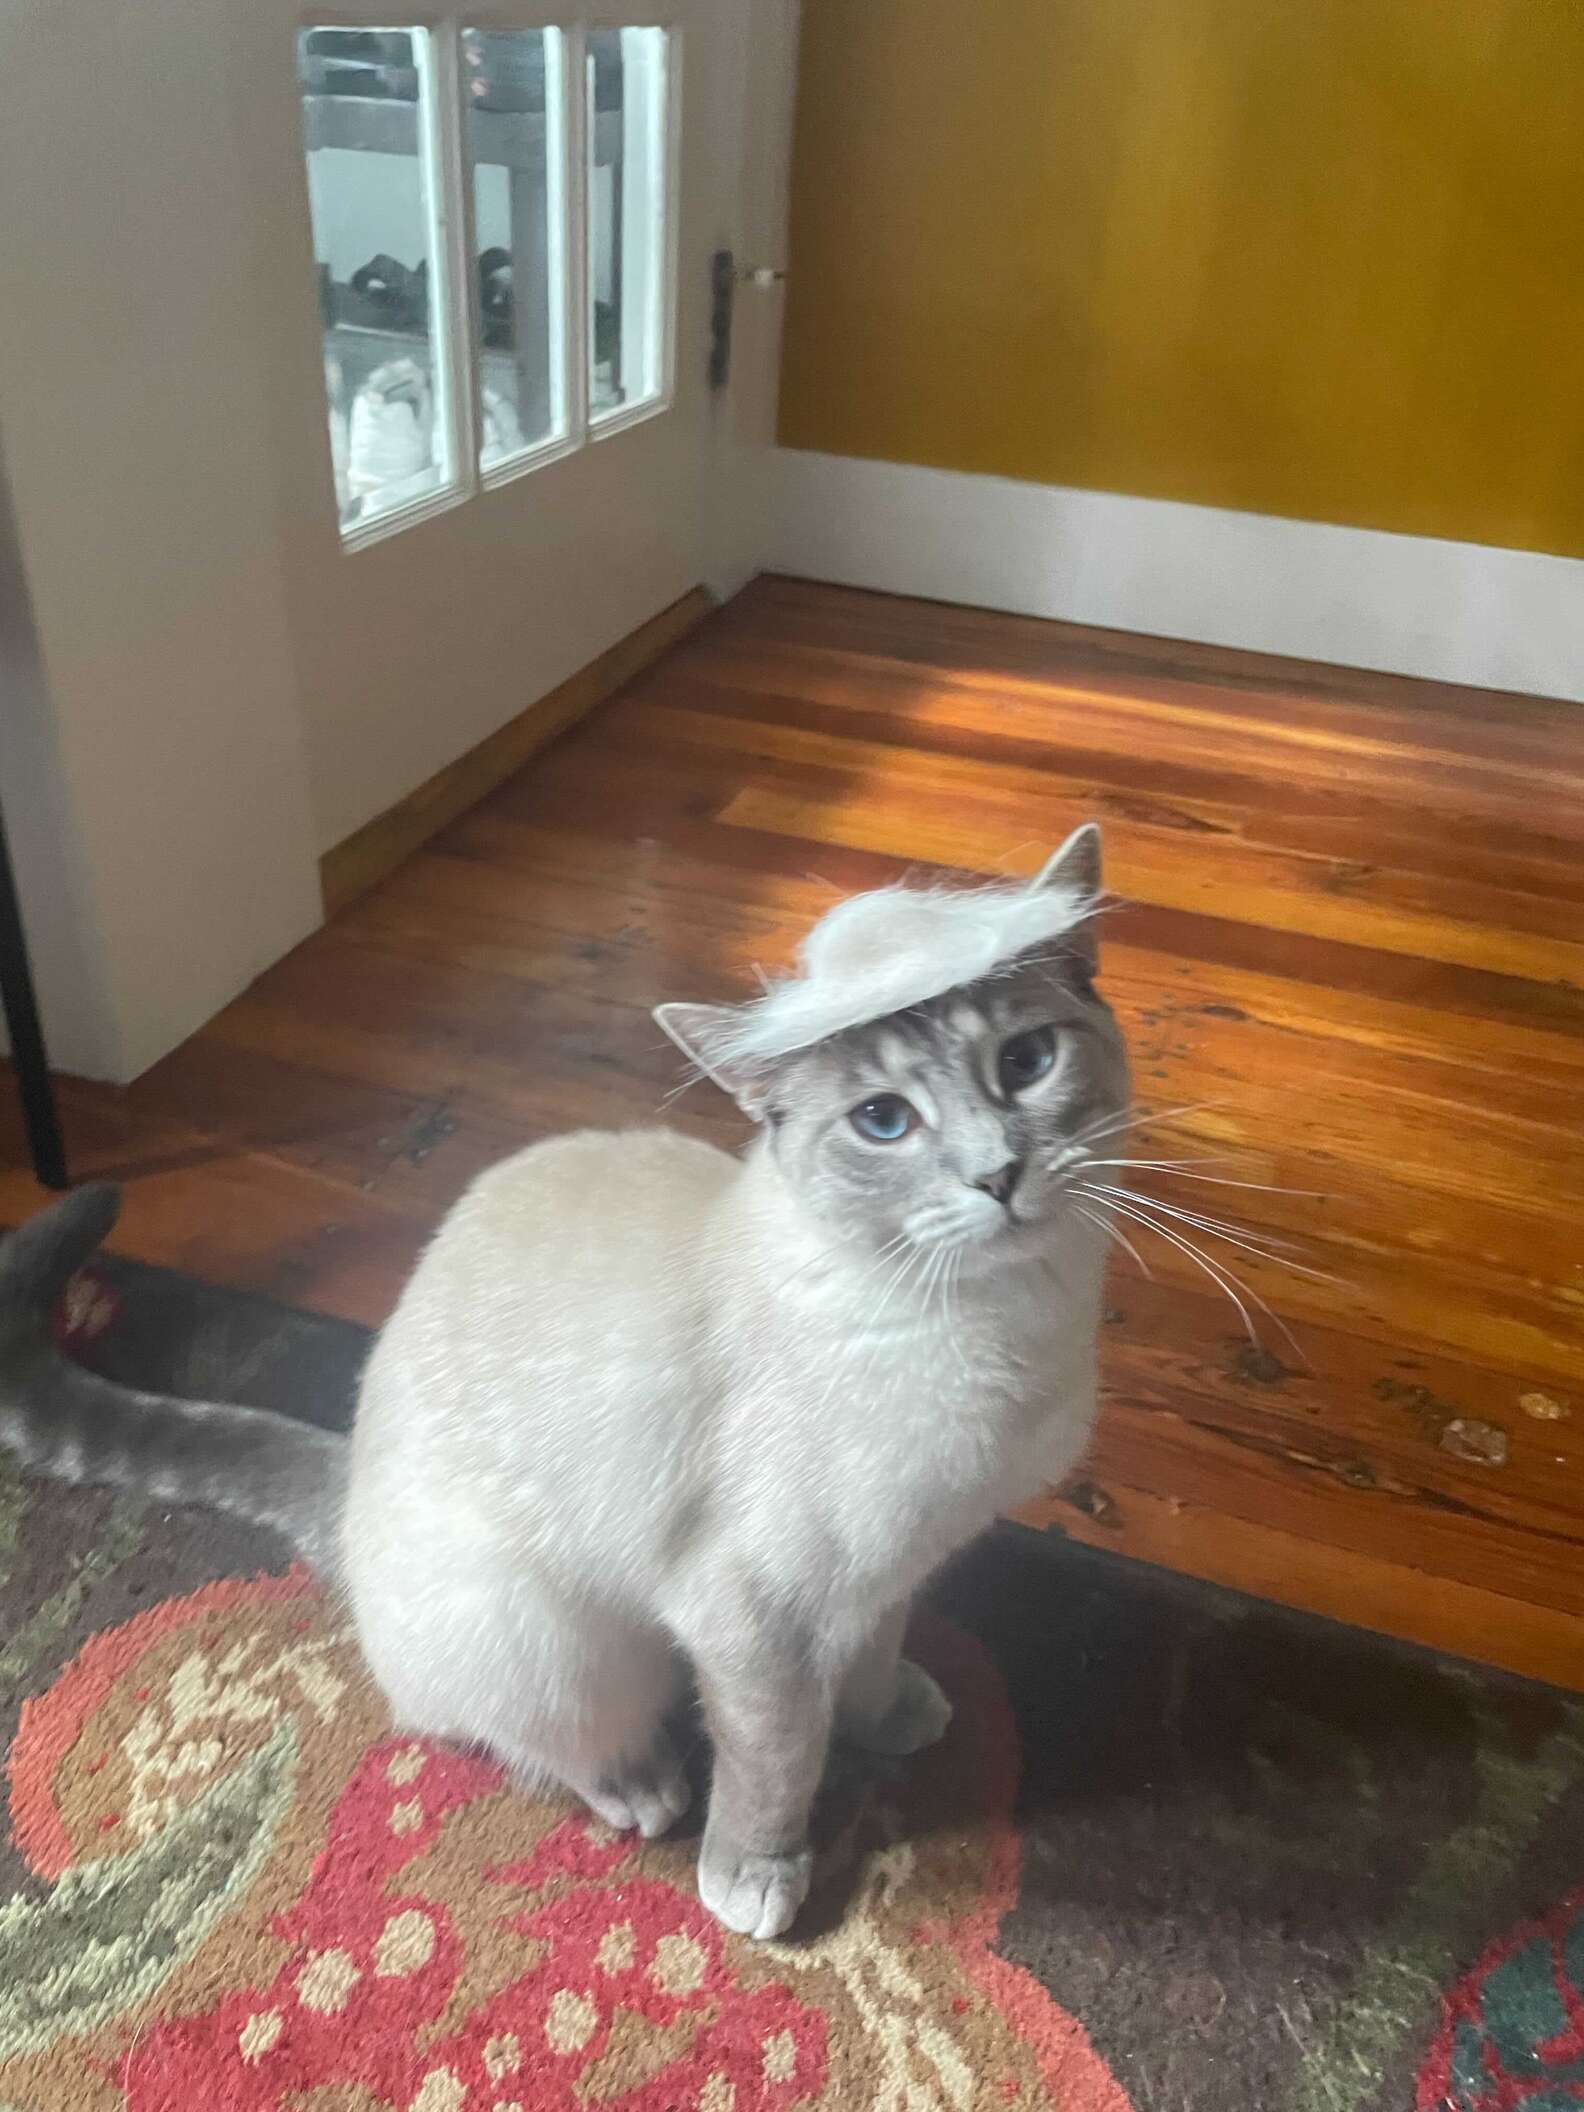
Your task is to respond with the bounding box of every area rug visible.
[0,1254,1580,2111]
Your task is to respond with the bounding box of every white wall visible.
[767,452,1584,705]
[0,0,323,1082]
[0,433,119,1074]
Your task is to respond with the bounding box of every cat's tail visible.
[0,1185,347,1572]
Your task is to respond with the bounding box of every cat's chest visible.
[710,1287,1099,1610]
[832,1281,1082,1394]
[812,1306,1083,1494]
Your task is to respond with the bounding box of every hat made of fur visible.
[656,824,1103,1094]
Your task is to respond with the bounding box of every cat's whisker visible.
[1068,1100,1226,1153]
[929,1244,959,1338]
[987,840,1042,875]
[1078,1154,1248,1173]
[770,1233,893,1302]
[1079,1197,1329,1316]
[865,1254,915,1332]
[655,1065,709,1113]
[1083,1188,1307,1361]
[948,1248,973,1373]
[1081,1153,1240,1168]
[771,1227,916,1316]
[918,1244,949,1321]
[1066,1108,1145,1151]
[954,1250,979,1368]
[858,1243,934,1398]
[872,1237,925,1309]
[1080,1185,1350,1289]
[1071,1199,1154,1281]
[1081,1182,1309,1257]
[867,1237,931,1331]
[1099,1200,1269,1349]
[1071,1100,1203,1142]
[1080,1158,1332,1200]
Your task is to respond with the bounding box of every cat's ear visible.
[1032,822,1103,900]
[1031,823,1104,979]
[654,1002,775,1119]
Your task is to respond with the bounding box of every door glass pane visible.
[463,29,567,470]
[587,28,670,422]
[297,27,451,530]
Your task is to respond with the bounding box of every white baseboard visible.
[766,450,1583,702]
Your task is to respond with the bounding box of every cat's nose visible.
[974,1159,1024,1207]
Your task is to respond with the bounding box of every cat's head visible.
[656,825,1129,1260]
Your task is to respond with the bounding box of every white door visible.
[0,0,791,1080]
[228,0,786,857]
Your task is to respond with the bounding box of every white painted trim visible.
[587,23,679,433]
[587,391,672,444]
[480,427,583,494]
[564,23,593,447]
[767,450,1584,703]
[543,23,574,446]
[425,22,477,498]
[340,479,471,555]
[328,21,476,550]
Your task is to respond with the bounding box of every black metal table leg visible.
[0,794,65,1189]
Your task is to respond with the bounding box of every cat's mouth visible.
[900,1207,1036,1262]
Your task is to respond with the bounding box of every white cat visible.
[0,826,1126,1941]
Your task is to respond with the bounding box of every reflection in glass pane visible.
[297,27,449,529]
[587,29,669,421]
[462,29,566,470]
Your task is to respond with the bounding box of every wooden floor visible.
[4,575,1582,1687]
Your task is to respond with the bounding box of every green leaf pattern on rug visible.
[0,1454,31,1574]
[0,1717,297,2059]
[1286,1692,1584,2112]
[0,1485,146,1692]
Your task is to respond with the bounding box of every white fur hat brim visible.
[676,827,1103,1070]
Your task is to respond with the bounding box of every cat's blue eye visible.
[850,1094,919,1143]
[998,1026,1057,1094]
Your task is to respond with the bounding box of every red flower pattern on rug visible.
[1,1568,1136,2111]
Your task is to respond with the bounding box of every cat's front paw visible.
[697,1838,813,1941]
[841,1658,953,1757]
[583,1735,692,1840]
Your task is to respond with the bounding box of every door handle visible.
[709,249,734,389]
[709,252,787,389]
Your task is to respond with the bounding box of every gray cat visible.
[0,825,1127,1940]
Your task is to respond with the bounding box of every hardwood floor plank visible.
[715,775,1584,985]
[726,576,1584,746]
[1015,1481,1584,1689]
[5,571,1582,1687]
[648,667,1584,894]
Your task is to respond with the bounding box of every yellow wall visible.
[779,0,1584,558]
